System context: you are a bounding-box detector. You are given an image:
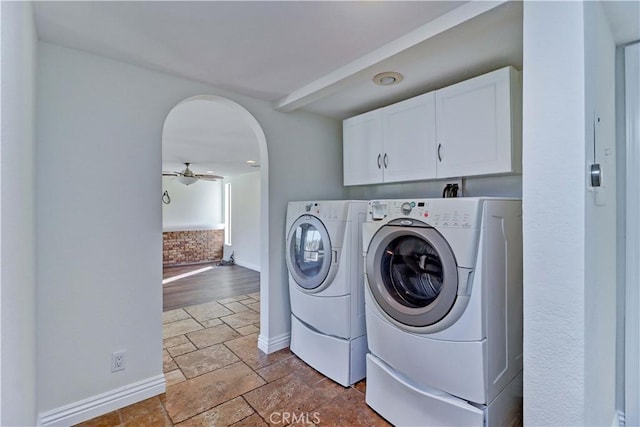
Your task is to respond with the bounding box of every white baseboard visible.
[234,259,260,272]
[38,374,166,426]
[258,332,290,354]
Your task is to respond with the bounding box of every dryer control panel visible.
[288,201,345,221]
[287,200,368,224]
[367,198,483,229]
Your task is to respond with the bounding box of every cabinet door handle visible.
[377,154,382,169]
[437,144,442,162]
[383,153,388,169]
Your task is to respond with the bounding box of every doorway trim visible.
[625,41,640,426]
[163,95,270,344]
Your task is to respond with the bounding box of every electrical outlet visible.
[111,351,126,372]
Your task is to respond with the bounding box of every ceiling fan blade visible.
[164,164,220,180]
[196,174,224,181]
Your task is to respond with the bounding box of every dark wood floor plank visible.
[163,263,260,311]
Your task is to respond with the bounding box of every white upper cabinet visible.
[382,92,437,183]
[435,66,522,178]
[343,109,383,186]
[343,93,436,186]
[343,66,521,186]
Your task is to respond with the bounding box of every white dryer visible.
[362,197,523,426]
[285,200,368,386]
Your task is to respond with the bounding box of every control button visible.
[423,212,429,218]
[401,202,412,215]
[410,201,416,208]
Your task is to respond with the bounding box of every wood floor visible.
[163,263,260,311]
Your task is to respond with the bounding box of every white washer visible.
[285,200,368,386]
[362,197,523,426]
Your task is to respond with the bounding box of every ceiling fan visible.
[162,162,223,185]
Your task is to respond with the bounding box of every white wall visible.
[523,2,619,425]
[522,2,587,425]
[248,99,344,352]
[36,41,343,421]
[37,43,166,422]
[162,176,223,231]
[584,2,618,425]
[224,172,260,271]
[346,175,522,200]
[0,2,37,425]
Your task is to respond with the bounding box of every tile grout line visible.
[238,394,269,426]
[239,389,270,425]
[89,291,389,427]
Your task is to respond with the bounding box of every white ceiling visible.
[162,98,261,177]
[33,1,468,107]
[602,0,640,46]
[32,0,639,178]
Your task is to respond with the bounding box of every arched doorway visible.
[161,95,269,331]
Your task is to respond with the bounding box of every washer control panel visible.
[368,198,482,229]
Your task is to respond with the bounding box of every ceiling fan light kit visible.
[176,175,198,185]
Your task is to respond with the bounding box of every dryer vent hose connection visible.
[442,184,459,198]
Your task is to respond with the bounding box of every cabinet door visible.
[343,109,383,186]
[435,67,521,179]
[382,92,437,183]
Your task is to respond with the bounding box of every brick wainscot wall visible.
[163,229,224,266]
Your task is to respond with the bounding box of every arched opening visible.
[161,95,269,333]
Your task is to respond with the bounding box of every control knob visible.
[401,202,412,215]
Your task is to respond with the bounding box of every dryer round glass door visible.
[366,224,458,327]
[286,215,332,290]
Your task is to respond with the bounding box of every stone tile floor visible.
[76,292,390,426]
